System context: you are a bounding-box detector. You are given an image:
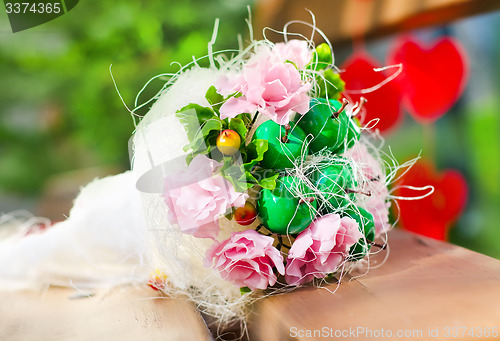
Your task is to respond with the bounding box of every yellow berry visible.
[216,129,241,155]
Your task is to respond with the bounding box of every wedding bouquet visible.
[130,24,395,321]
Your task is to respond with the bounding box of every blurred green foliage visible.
[449,103,500,258]
[0,0,253,194]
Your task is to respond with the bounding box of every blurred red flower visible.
[389,35,468,122]
[394,160,468,240]
[341,53,403,134]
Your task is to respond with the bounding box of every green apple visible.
[310,160,357,212]
[252,120,307,170]
[296,98,349,154]
[257,176,317,235]
[335,116,361,154]
[344,206,376,260]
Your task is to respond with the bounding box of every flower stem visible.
[367,240,387,250]
[332,98,349,119]
[346,188,372,196]
[352,97,367,117]
[298,197,315,205]
[249,112,259,131]
[281,124,291,143]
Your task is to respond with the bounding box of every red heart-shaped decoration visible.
[341,53,403,133]
[394,160,468,240]
[389,36,468,122]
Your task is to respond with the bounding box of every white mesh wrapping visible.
[131,66,252,321]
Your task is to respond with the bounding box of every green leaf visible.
[218,138,277,192]
[176,109,201,142]
[219,159,278,192]
[233,112,251,126]
[185,153,194,165]
[256,171,279,189]
[244,139,268,170]
[178,103,217,124]
[234,169,278,190]
[187,118,223,153]
[176,103,217,141]
[229,117,247,142]
[224,207,236,221]
[240,170,257,184]
[176,103,227,164]
[229,117,248,158]
[205,85,224,112]
[240,287,252,294]
[247,168,279,190]
[222,166,252,193]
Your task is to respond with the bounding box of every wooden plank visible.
[255,0,500,45]
[248,229,500,340]
[0,286,212,341]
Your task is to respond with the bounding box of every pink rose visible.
[273,40,313,69]
[205,230,285,290]
[285,214,362,286]
[162,155,247,239]
[343,142,391,235]
[216,46,311,125]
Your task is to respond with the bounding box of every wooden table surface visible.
[249,229,500,340]
[0,286,212,341]
[1,229,499,341]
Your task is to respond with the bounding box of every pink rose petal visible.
[206,230,284,290]
[162,155,248,239]
[216,43,311,125]
[285,214,363,286]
